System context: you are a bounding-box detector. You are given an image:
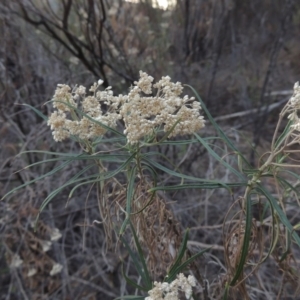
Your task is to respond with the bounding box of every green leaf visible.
[1,154,81,200]
[168,248,210,282]
[194,133,245,180]
[37,164,94,219]
[119,223,152,290]
[121,264,147,292]
[143,157,231,191]
[148,183,246,193]
[141,119,182,146]
[69,152,136,199]
[119,165,137,235]
[230,192,252,286]
[186,85,251,169]
[167,229,210,282]
[256,184,300,247]
[119,234,145,288]
[280,230,292,262]
[126,165,137,214]
[274,120,292,150]
[19,151,130,165]
[23,104,48,121]
[222,282,230,300]
[114,296,145,300]
[93,136,126,146]
[167,230,189,282]
[129,222,152,289]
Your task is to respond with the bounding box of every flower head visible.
[287,82,300,133]
[52,84,77,112]
[50,263,63,276]
[48,72,205,144]
[48,82,122,142]
[134,71,154,94]
[145,273,196,300]
[121,72,205,144]
[10,254,23,268]
[289,82,300,109]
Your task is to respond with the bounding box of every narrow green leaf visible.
[19,150,78,157]
[126,166,137,214]
[280,230,292,262]
[114,296,145,300]
[20,149,130,161]
[222,282,230,300]
[230,193,252,286]
[69,152,136,199]
[274,120,292,150]
[168,248,210,281]
[119,165,137,235]
[23,104,48,121]
[17,157,70,169]
[1,155,80,200]
[148,183,246,192]
[167,230,189,282]
[121,264,147,292]
[194,133,245,180]
[256,184,300,247]
[38,165,94,213]
[160,139,201,145]
[143,157,231,191]
[141,164,158,181]
[141,119,181,146]
[93,137,126,145]
[129,222,152,289]
[119,234,144,283]
[186,85,251,168]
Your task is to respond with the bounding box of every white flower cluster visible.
[47,82,122,142]
[9,254,23,268]
[48,71,205,144]
[122,71,205,144]
[145,273,196,300]
[289,82,300,109]
[288,82,300,131]
[50,263,63,276]
[50,227,62,241]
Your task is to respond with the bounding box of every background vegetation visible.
[1,0,300,299]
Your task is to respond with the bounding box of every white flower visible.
[145,274,196,300]
[69,57,79,65]
[27,268,37,277]
[98,79,104,86]
[50,228,62,241]
[40,240,52,252]
[134,71,154,94]
[10,254,23,268]
[288,81,300,110]
[52,84,76,112]
[50,263,63,276]
[187,275,196,287]
[82,96,101,117]
[76,85,86,96]
[287,82,300,133]
[47,111,70,142]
